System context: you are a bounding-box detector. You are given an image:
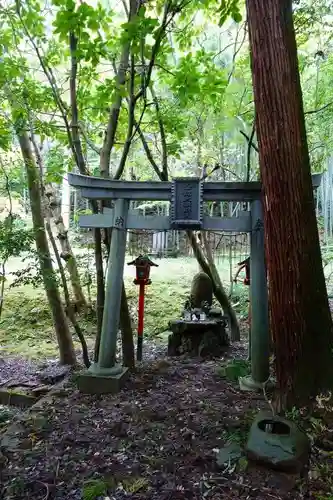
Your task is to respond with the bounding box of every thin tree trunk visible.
[68,28,105,345]
[27,112,88,311]
[99,0,138,177]
[187,231,240,341]
[46,219,90,368]
[114,54,136,180]
[150,84,168,180]
[61,174,70,230]
[247,0,333,408]
[69,31,88,175]
[0,263,6,320]
[17,130,76,366]
[44,183,88,309]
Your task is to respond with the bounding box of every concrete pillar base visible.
[239,375,267,392]
[88,362,124,377]
[76,366,130,395]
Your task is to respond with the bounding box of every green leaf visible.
[231,9,242,23]
[87,19,99,31]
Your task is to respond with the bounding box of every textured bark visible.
[68,28,105,344]
[246,0,333,407]
[28,123,88,310]
[17,130,76,366]
[99,0,138,177]
[44,183,88,309]
[46,219,90,368]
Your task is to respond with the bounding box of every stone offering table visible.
[167,318,229,357]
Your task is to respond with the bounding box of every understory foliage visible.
[0,0,332,404]
[0,214,34,319]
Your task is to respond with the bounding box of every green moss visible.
[82,479,107,500]
[0,287,96,359]
[217,359,250,381]
[0,257,241,360]
[0,278,189,358]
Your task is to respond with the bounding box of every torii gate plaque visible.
[68,172,322,394]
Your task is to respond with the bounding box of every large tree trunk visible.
[17,130,76,366]
[246,0,333,408]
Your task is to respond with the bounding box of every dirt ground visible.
[1,336,331,500]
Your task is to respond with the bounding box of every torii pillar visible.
[77,199,130,394]
[239,198,270,391]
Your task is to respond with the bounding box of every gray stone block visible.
[76,368,130,395]
[246,411,310,473]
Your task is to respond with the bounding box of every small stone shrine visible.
[168,272,229,357]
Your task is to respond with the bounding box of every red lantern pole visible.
[137,281,146,361]
[127,255,158,362]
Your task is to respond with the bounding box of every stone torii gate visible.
[68,172,322,394]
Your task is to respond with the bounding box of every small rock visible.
[0,406,16,423]
[0,423,27,451]
[19,438,32,450]
[37,365,72,384]
[25,415,51,432]
[31,385,50,397]
[216,442,242,467]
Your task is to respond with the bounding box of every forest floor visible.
[1,336,333,500]
[0,258,333,499]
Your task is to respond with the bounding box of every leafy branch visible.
[240,129,259,153]
[149,84,168,180]
[305,101,333,115]
[69,31,89,175]
[100,0,139,178]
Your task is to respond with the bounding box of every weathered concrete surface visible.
[76,368,130,395]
